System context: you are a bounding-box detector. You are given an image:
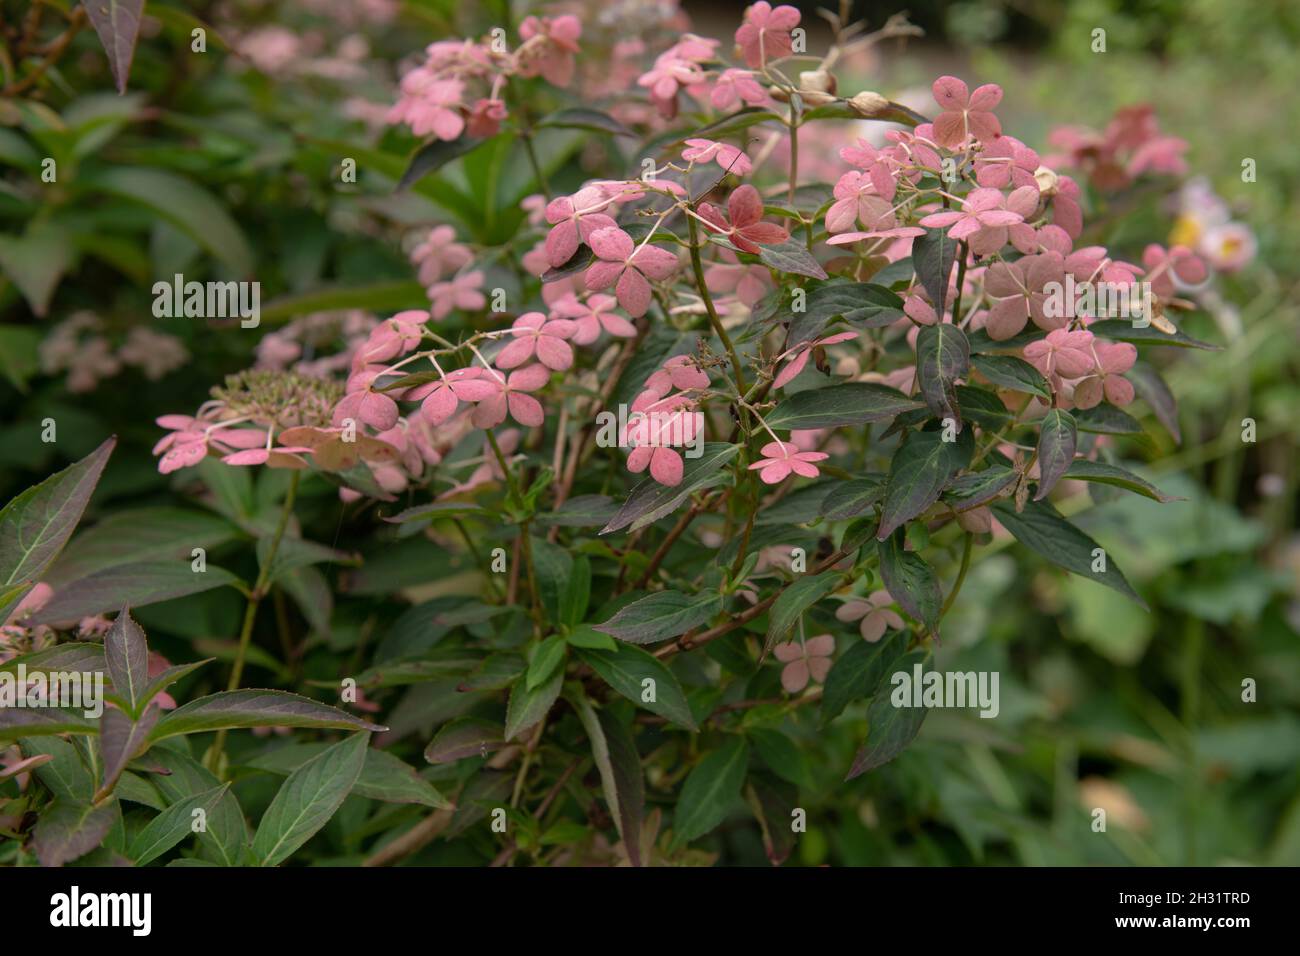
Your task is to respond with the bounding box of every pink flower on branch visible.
[681,138,754,177]
[749,440,828,484]
[584,227,679,317]
[495,311,577,371]
[697,185,789,255]
[734,2,802,69]
[836,591,905,642]
[773,633,834,693]
[470,364,550,429]
[931,75,1003,148]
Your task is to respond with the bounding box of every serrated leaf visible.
[252,733,368,866]
[764,572,839,653]
[575,644,697,730]
[758,240,827,279]
[424,717,505,765]
[877,532,942,636]
[148,690,385,743]
[877,427,974,539]
[243,743,451,809]
[31,799,119,867]
[785,281,902,346]
[104,606,148,712]
[83,0,145,94]
[29,561,241,625]
[601,443,739,534]
[0,707,98,740]
[1064,460,1178,502]
[846,653,929,779]
[820,477,883,520]
[595,590,722,645]
[129,784,230,866]
[504,668,563,741]
[767,382,922,431]
[992,498,1146,607]
[1034,409,1077,501]
[97,704,160,800]
[943,466,1018,510]
[0,437,115,621]
[916,323,970,427]
[970,353,1051,400]
[912,227,957,315]
[672,737,748,847]
[820,631,907,727]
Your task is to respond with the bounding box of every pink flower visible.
[1199,223,1255,272]
[544,186,619,267]
[405,367,497,425]
[495,311,577,371]
[704,254,771,307]
[637,39,716,117]
[1050,175,1084,239]
[1072,340,1136,408]
[710,69,768,109]
[411,225,472,285]
[1023,328,1095,383]
[517,14,581,87]
[697,185,789,255]
[221,445,312,469]
[920,186,1036,257]
[773,331,857,388]
[826,171,898,234]
[975,135,1040,189]
[681,138,754,177]
[584,227,679,317]
[466,97,507,138]
[1141,244,1207,298]
[773,633,834,692]
[930,75,1003,148]
[7,582,52,624]
[735,2,801,69]
[428,271,486,320]
[471,364,550,428]
[749,440,828,484]
[388,72,464,140]
[356,310,429,365]
[623,393,702,488]
[333,383,399,431]
[644,355,710,397]
[553,293,636,346]
[982,252,1066,340]
[835,591,904,642]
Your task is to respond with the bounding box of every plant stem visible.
[687,212,746,394]
[208,470,300,773]
[940,532,973,619]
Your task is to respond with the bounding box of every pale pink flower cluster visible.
[40,312,188,392]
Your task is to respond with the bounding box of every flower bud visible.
[1033,164,1059,196]
[847,91,889,118]
[799,69,837,95]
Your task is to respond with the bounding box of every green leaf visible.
[764,572,839,653]
[0,437,115,621]
[128,784,230,866]
[785,282,903,346]
[504,668,563,741]
[252,733,369,866]
[83,0,144,93]
[424,717,505,765]
[530,537,572,626]
[0,640,105,679]
[970,354,1051,400]
[601,443,739,534]
[536,107,635,137]
[96,704,159,801]
[0,324,41,390]
[672,107,781,143]
[916,323,970,427]
[0,222,74,315]
[757,240,828,279]
[992,498,1146,607]
[877,427,974,539]
[1128,361,1181,443]
[397,135,483,191]
[243,744,451,809]
[148,690,385,743]
[595,590,722,645]
[1034,409,1077,501]
[846,653,929,779]
[1064,460,1179,502]
[104,606,148,712]
[259,280,429,326]
[19,736,93,801]
[81,168,253,275]
[572,692,645,865]
[0,708,97,741]
[942,466,1018,511]
[147,749,248,866]
[1073,403,1142,435]
[877,531,942,636]
[767,382,922,431]
[526,634,568,690]
[575,644,697,730]
[912,227,957,315]
[820,631,907,727]
[29,560,241,625]
[31,799,119,867]
[672,737,749,847]
[1087,319,1219,350]
[820,477,883,520]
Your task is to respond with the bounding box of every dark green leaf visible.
[916,323,970,427]
[504,668,563,741]
[820,631,907,727]
[104,606,148,712]
[758,240,828,279]
[148,690,385,743]
[1034,409,1077,501]
[575,644,697,730]
[1088,319,1219,351]
[594,590,722,645]
[971,354,1051,400]
[397,135,483,190]
[912,227,957,315]
[846,653,929,779]
[877,531,942,636]
[536,107,634,137]
[672,737,749,847]
[764,572,839,653]
[601,443,739,534]
[767,382,922,430]
[129,784,230,866]
[1064,460,1179,502]
[252,733,368,866]
[877,427,974,539]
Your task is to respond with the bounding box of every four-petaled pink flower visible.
[1072,340,1137,409]
[471,364,551,428]
[931,75,1003,148]
[974,135,1040,189]
[920,186,1035,257]
[411,225,472,285]
[334,369,400,431]
[553,293,636,346]
[644,355,710,397]
[749,440,828,484]
[681,138,754,177]
[388,73,464,140]
[982,251,1066,340]
[406,367,497,425]
[584,227,679,317]
[544,186,618,268]
[710,69,768,109]
[826,171,898,234]
[495,311,577,371]
[698,185,789,255]
[835,591,905,642]
[623,392,702,487]
[356,310,429,365]
[773,633,834,692]
[1141,243,1207,298]
[428,271,486,320]
[773,331,858,388]
[735,2,801,69]
[1023,328,1095,385]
